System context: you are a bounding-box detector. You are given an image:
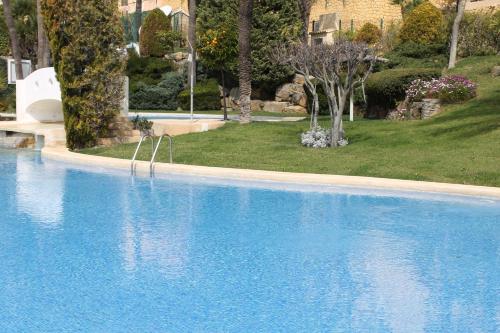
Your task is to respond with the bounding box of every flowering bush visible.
[301,127,331,148]
[406,75,477,103]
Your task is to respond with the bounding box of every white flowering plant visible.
[406,75,477,104]
[301,127,331,148]
[301,127,349,148]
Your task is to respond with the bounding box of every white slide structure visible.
[16,67,129,124]
[16,67,63,124]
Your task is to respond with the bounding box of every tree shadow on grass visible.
[418,92,500,139]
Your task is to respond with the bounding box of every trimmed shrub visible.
[178,79,221,111]
[365,68,441,117]
[139,8,171,57]
[382,42,448,69]
[129,72,185,110]
[399,2,446,45]
[458,9,500,57]
[127,52,174,92]
[355,23,382,45]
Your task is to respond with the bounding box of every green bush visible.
[355,22,382,45]
[0,19,9,55]
[0,58,15,112]
[365,68,441,117]
[178,79,221,111]
[130,72,185,110]
[458,9,500,57]
[381,42,448,70]
[139,8,171,57]
[127,52,174,92]
[399,2,446,45]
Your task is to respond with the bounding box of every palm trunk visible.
[188,0,197,87]
[135,0,142,43]
[448,0,467,69]
[238,0,253,124]
[36,0,50,68]
[3,0,23,80]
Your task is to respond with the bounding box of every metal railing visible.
[130,133,174,176]
[150,134,173,176]
[130,134,154,175]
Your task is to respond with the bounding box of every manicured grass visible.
[82,57,500,187]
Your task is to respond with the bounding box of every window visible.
[121,0,128,6]
[314,38,323,45]
[313,21,320,32]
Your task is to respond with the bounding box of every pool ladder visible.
[130,133,173,176]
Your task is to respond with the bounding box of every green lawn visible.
[82,56,500,187]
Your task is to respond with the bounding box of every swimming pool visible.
[1,149,499,332]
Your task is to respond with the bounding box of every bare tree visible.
[238,0,253,124]
[312,41,375,147]
[3,0,23,80]
[297,0,316,44]
[274,42,320,128]
[188,0,197,86]
[448,0,467,69]
[274,40,376,147]
[36,0,50,68]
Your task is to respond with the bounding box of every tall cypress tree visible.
[42,0,125,150]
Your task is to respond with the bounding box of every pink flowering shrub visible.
[406,75,477,103]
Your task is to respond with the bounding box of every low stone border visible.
[41,147,500,200]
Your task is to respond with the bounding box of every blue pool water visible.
[0,149,499,332]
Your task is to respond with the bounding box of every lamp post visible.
[188,40,194,121]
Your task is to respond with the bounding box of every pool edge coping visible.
[41,147,500,199]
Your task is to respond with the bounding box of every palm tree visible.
[2,0,23,79]
[238,0,253,124]
[36,0,50,68]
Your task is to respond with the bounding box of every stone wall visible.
[119,0,187,14]
[310,0,402,32]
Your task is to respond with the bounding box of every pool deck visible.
[41,146,500,200]
[131,112,307,122]
[0,119,225,148]
[0,121,66,147]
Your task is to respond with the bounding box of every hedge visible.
[365,68,441,117]
[129,72,185,110]
[178,79,221,111]
[127,52,174,92]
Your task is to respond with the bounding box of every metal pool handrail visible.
[130,134,154,175]
[150,134,173,176]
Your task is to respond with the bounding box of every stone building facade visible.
[309,0,402,44]
[118,0,187,14]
